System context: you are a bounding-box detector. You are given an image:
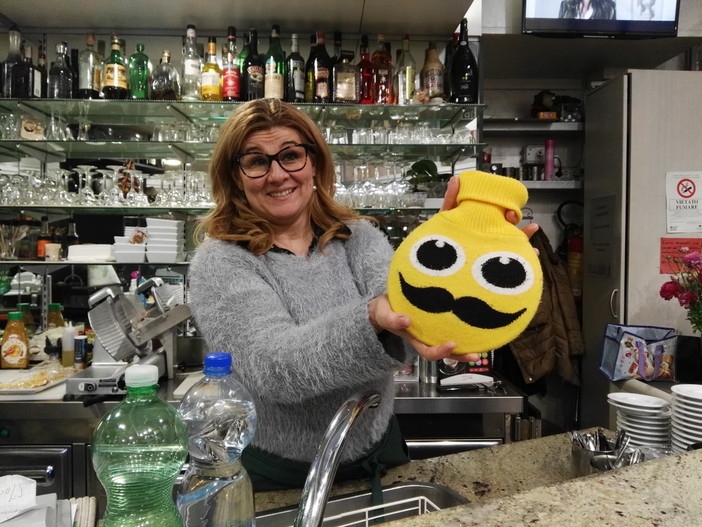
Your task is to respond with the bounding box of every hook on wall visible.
[521,207,534,223]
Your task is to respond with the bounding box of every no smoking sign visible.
[677,178,696,199]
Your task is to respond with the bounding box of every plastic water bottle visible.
[92,364,188,527]
[177,352,257,527]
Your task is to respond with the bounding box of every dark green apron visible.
[242,415,409,507]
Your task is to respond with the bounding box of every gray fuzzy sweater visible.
[187,220,414,463]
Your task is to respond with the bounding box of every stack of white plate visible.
[671,384,702,453]
[145,218,185,263]
[608,392,672,448]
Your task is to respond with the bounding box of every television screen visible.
[522,0,680,38]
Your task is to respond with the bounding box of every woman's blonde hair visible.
[198,99,368,254]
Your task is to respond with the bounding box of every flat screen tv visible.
[522,0,680,38]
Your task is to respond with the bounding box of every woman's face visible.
[237,126,316,229]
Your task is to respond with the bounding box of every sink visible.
[256,482,468,527]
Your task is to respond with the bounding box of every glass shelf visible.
[0,99,484,126]
[0,140,485,163]
[0,205,446,217]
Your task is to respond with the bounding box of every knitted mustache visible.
[398,273,527,329]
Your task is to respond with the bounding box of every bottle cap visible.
[203,352,232,377]
[125,364,159,387]
[7,312,22,321]
[16,303,31,311]
[48,303,62,311]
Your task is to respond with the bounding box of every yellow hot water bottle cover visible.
[387,170,543,354]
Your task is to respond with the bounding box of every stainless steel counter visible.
[0,374,525,501]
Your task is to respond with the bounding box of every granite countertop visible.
[254,432,702,526]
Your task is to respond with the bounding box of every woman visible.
[188,99,535,490]
[559,0,616,19]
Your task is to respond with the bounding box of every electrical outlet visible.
[522,145,545,164]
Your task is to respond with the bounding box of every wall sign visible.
[666,171,702,233]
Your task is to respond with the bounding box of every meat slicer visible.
[65,277,191,396]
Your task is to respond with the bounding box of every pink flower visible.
[678,290,698,309]
[682,251,702,269]
[660,280,683,300]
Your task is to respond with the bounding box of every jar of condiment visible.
[47,303,66,328]
[1,312,29,369]
[16,303,36,337]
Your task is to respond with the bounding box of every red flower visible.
[678,290,698,309]
[660,280,682,300]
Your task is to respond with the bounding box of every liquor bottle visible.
[284,33,305,103]
[329,30,342,95]
[221,26,240,101]
[11,42,35,99]
[371,34,393,104]
[36,215,51,259]
[394,34,417,105]
[102,36,129,99]
[78,32,103,99]
[311,30,331,103]
[303,34,317,103]
[181,24,203,101]
[264,25,285,99]
[358,35,374,105]
[1,26,22,98]
[420,41,444,101]
[69,48,80,98]
[201,37,222,101]
[128,43,151,100]
[48,42,74,99]
[242,29,264,101]
[333,51,359,104]
[36,43,48,98]
[449,18,479,104]
[62,219,80,258]
[443,32,459,102]
[236,32,250,90]
[151,50,181,100]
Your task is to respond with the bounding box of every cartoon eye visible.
[471,251,534,295]
[409,235,466,277]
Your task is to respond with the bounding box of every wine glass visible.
[124,169,150,207]
[75,164,98,205]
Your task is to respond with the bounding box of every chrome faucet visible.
[293,391,381,527]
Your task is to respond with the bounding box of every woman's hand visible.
[369,294,468,361]
[441,175,540,240]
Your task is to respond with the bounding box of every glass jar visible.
[47,303,66,328]
[1,312,29,369]
[16,303,36,337]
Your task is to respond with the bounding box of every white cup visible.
[45,243,62,261]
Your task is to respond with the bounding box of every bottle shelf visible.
[0,140,485,163]
[0,99,483,126]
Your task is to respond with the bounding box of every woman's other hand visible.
[441,175,540,240]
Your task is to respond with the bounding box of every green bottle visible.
[128,43,151,99]
[264,24,286,99]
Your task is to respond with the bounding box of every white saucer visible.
[617,419,670,434]
[608,392,670,409]
[672,404,702,420]
[671,384,702,402]
[672,414,702,431]
[672,424,702,441]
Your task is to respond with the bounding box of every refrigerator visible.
[581,69,702,428]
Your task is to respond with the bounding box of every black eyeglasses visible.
[234,144,313,179]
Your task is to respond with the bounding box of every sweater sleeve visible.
[187,232,412,405]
